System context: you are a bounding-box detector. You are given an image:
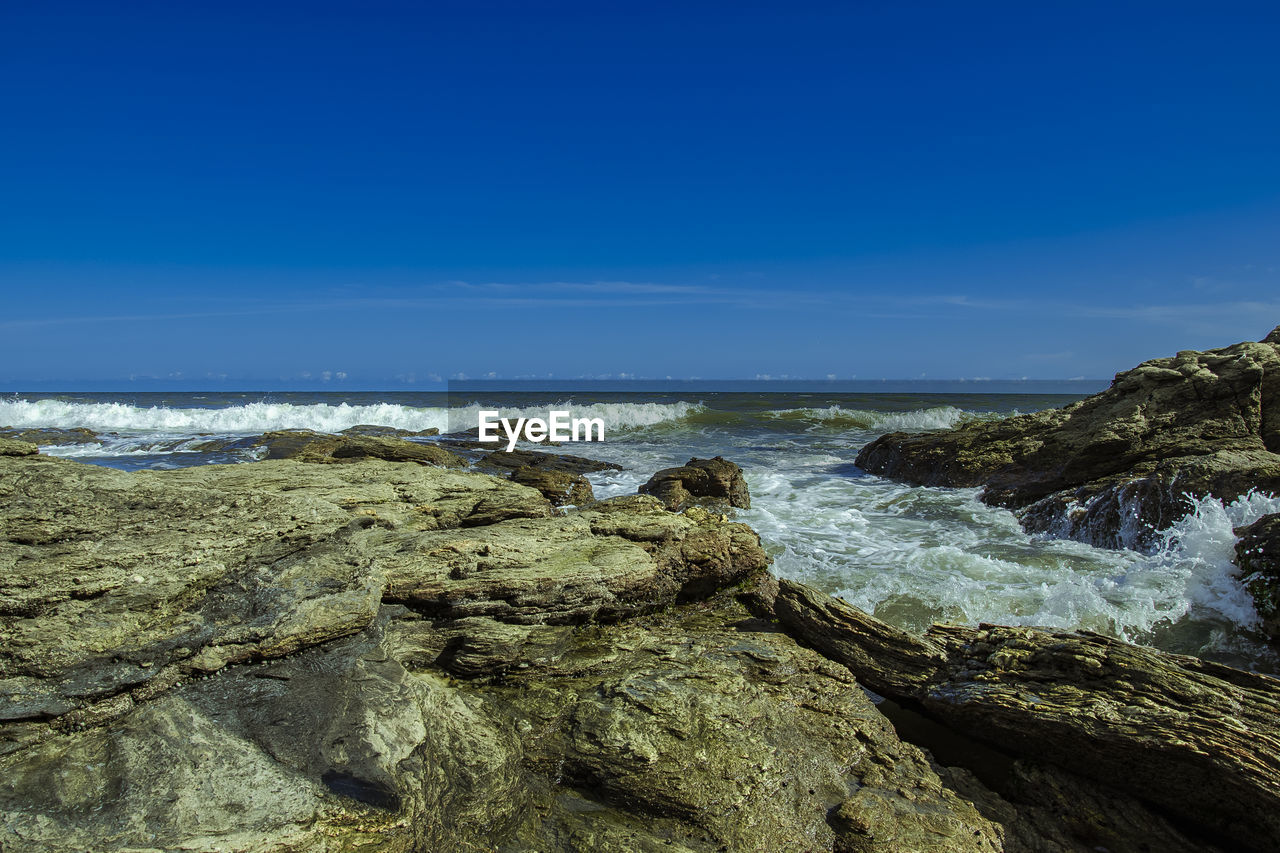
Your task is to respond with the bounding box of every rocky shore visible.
[858,327,1280,642]
[4,428,1280,851]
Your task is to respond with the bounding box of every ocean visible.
[6,385,1279,673]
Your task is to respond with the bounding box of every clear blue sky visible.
[2,1,1277,386]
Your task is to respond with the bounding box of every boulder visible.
[507,465,594,506]
[856,328,1280,552]
[1237,513,1280,639]
[639,456,751,511]
[338,424,441,438]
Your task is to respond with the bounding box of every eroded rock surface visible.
[766,579,1280,852]
[640,456,752,511]
[3,450,1273,851]
[856,328,1280,551]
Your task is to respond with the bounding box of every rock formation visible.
[857,328,1280,551]
[1238,513,1280,639]
[640,456,752,511]
[3,445,1276,851]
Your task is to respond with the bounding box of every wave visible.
[0,398,704,439]
[1142,490,1280,629]
[761,405,981,431]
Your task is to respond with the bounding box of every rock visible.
[0,452,1006,852]
[639,456,751,511]
[1238,513,1280,639]
[0,438,38,457]
[474,447,622,476]
[251,429,465,467]
[766,578,1280,852]
[0,427,99,446]
[339,424,441,438]
[856,328,1280,551]
[508,465,594,506]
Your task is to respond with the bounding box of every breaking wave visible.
[0,398,703,438]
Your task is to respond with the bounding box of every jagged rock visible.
[339,424,441,438]
[1238,513,1280,639]
[639,456,751,511]
[0,438,38,457]
[252,429,465,467]
[766,579,1280,852]
[508,465,594,506]
[856,328,1280,551]
[0,427,99,446]
[0,453,1004,852]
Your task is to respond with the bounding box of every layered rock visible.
[856,328,1280,551]
[1,450,1003,852]
[251,428,466,467]
[4,447,1274,851]
[766,579,1280,852]
[639,456,751,511]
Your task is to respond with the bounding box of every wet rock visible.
[639,456,751,511]
[339,424,441,438]
[856,328,1280,552]
[0,438,38,457]
[1237,513,1280,639]
[508,465,594,506]
[767,579,1280,852]
[252,429,465,467]
[475,447,622,476]
[0,427,99,446]
[0,452,1002,853]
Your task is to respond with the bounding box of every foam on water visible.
[761,405,972,431]
[740,455,1279,661]
[0,398,701,438]
[12,391,1277,669]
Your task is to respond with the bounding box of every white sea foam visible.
[0,398,702,439]
[744,452,1279,653]
[761,405,980,431]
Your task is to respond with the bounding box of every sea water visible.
[5,386,1276,673]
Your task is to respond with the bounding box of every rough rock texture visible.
[766,579,1280,852]
[508,464,595,506]
[252,429,466,468]
[2,452,1002,853]
[639,456,752,511]
[856,329,1280,552]
[1237,513,1280,639]
[4,450,1273,851]
[0,438,38,457]
[0,426,100,445]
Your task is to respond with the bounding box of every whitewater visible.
[5,389,1276,672]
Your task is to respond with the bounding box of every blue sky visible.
[1,1,1278,386]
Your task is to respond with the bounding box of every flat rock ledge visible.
[2,451,1276,851]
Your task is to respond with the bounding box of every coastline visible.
[2,330,1279,851]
